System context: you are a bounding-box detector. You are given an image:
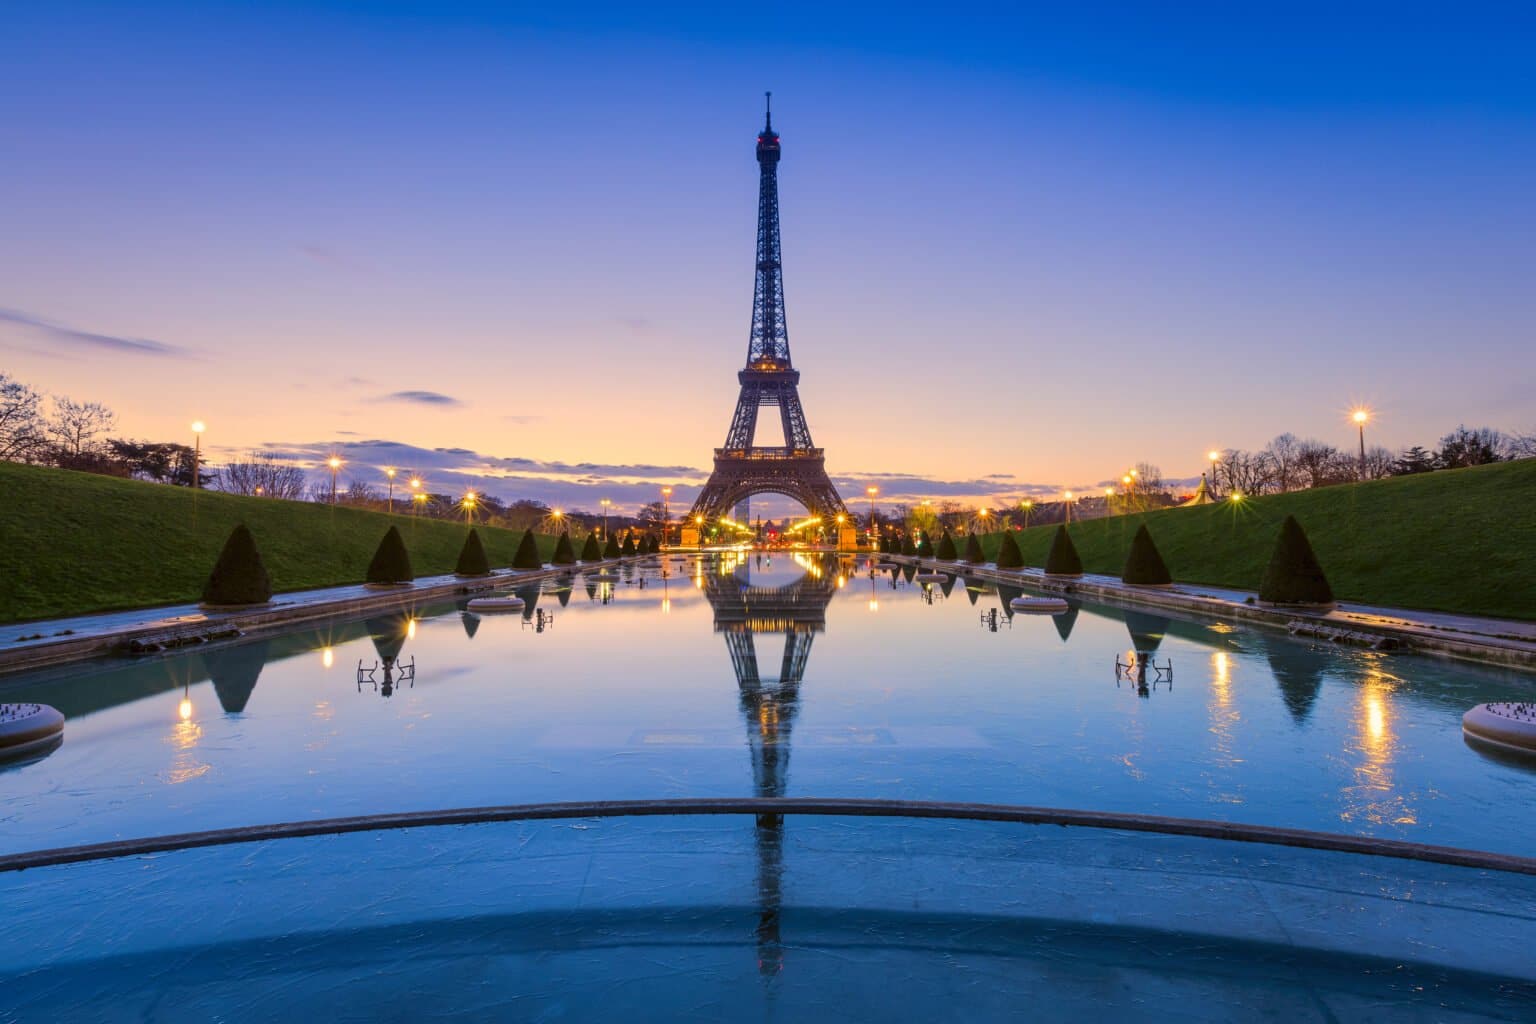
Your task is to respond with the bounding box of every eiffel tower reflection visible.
[701,551,842,976]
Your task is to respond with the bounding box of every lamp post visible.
[661,486,672,549]
[1352,408,1370,480]
[190,421,205,489]
[409,476,422,516]
[866,485,879,549]
[328,456,342,505]
[412,491,428,523]
[1207,450,1221,496]
[1020,499,1033,529]
[463,490,477,527]
[1063,491,1074,525]
[385,467,397,514]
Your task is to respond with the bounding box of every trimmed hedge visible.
[1259,515,1334,605]
[512,530,543,570]
[996,530,1025,569]
[916,533,935,558]
[455,528,491,576]
[621,534,638,556]
[552,532,577,565]
[1044,526,1083,577]
[963,534,984,564]
[900,535,917,557]
[581,532,602,561]
[936,531,958,560]
[366,526,414,585]
[202,524,272,605]
[1121,524,1171,586]
[603,534,621,559]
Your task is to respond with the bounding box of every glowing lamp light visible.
[410,477,422,490]
[1105,488,1114,496]
[178,698,193,721]
[1352,408,1370,425]
[322,646,334,669]
[1121,475,1131,485]
[190,421,206,435]
[328,456,342,470]
[407,618,418,640]
[1231,492,1245,503]
[1208,450,1220,463]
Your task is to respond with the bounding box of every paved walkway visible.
[0,561,627,676]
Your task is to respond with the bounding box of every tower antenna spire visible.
[764,90,772,130]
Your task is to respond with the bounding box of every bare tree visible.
[0,373,46,461]
[46,396,117,458]
[1362,445,1396,481]
[1263,434,1301,492]
[219,454,309,499]
[1509,431,1536,459]
[1293,439,1346,488]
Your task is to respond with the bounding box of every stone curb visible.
[894,556,1536,673]
[0,559,638,678]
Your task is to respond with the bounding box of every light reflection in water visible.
[165,692,209,785]
[1206,650,1243,804]
[321,647,334,669]
[1341,665,1416,828]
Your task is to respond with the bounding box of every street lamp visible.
[190,421,205,489]
[385,467,397,514]
[1207,450,1221,496]
[661,486,672,548]
[1063,490,1074,525]
[327,456,342,504]
[1351,408,1371,480]
[1020,499,1033,529]
[462,490,477,526]
[600,498,612,540]
[866,485,879,547]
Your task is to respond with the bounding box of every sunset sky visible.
[3,3,1533,515]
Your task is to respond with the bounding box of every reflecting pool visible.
[4,552,1534,857]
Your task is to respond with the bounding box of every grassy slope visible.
[0,461,564,624]
[969,458,1536,621]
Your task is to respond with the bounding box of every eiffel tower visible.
[702,551,843,975]
[688,95,850,538]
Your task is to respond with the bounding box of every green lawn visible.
[0,461,566,625]
[967,458,1536,621]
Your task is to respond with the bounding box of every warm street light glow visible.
[1064,491,1073,500]
[1352,408,1370,425]
[1208,450,1220,463]
[1231,492,1245,502]
[385,467,397,479]
[322,646,334,669]
[190,421,205,434]
[1121,475,1131,485]
[178,697,193,721]
[1105,488,1114,496]
[409,477,421,490]
[866,486,878,496]
[328,456,342,470]
[1129,469,1138,478]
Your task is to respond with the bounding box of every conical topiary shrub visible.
[603,534,621,559]
[1121,524,1172,587]
[455,528,491,577]
[1044,526,1082,577]
[878,536,892,555]
[963,534,984,564]
[512,530,543,570]
[621,534,638,556]
[996,530,1025,569]
[581,532,602,561]
[202,524,272,606]
[552,531,577,565]
[366,525,414,586]
[1259,515,1335,606]
[916,533,935,558]
[936,531,958,561]
[900,535,917,557]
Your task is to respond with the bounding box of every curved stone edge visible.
[0,704,64,763]
[1463,704,1536,754]
[465,598,525,613]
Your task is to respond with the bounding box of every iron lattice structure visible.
[690,95,849,526]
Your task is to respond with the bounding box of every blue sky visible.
[2,2,1533,514]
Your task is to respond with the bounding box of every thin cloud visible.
[370,390,464,407]
[299,244,370,271]
[0,308,193,358]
